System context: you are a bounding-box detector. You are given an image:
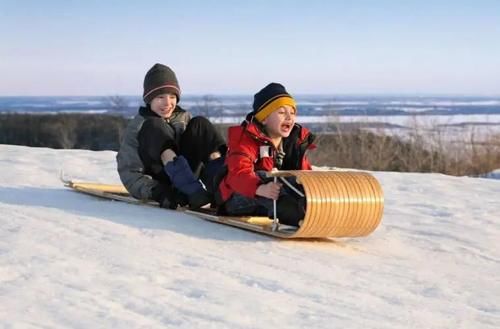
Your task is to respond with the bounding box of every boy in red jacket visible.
[218,83,316,226]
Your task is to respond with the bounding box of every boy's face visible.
[262,105,296,139]
[150,93,177,119]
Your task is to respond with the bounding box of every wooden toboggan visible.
[64,170,384,239]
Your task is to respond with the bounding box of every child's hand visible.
[256,182,282,200]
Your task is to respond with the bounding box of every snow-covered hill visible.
[0,144,499,328]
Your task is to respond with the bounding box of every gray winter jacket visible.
[116,107,191,200]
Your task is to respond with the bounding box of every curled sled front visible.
[63,170,384,239]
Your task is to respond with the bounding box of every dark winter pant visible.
[223,171,306,226]
[179,117,227,174]
[139,116,226,208]
[138,116,226,184]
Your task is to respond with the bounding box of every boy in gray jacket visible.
[116,63,226,209]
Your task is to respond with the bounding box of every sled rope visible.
[279,176,305,198]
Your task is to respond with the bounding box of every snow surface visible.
[0,144,499,328]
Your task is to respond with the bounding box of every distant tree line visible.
[0,113,128,150]
[1,113,499,176]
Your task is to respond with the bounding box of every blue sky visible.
[1,0,500,96]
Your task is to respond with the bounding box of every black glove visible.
[151,183,178,210]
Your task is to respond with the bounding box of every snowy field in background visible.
[0,144,499,328]
[208,113,500,126]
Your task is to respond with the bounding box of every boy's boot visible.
[276,195,306,227]
[200,156,225,194]
[164,155,212,209]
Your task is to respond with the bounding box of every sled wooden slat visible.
[267,171,384,238]
[68,182,129,195]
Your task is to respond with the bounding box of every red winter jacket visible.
[218,120,316,202]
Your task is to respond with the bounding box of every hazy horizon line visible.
[1,93,500,98]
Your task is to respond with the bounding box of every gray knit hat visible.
[143,63,181,103]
